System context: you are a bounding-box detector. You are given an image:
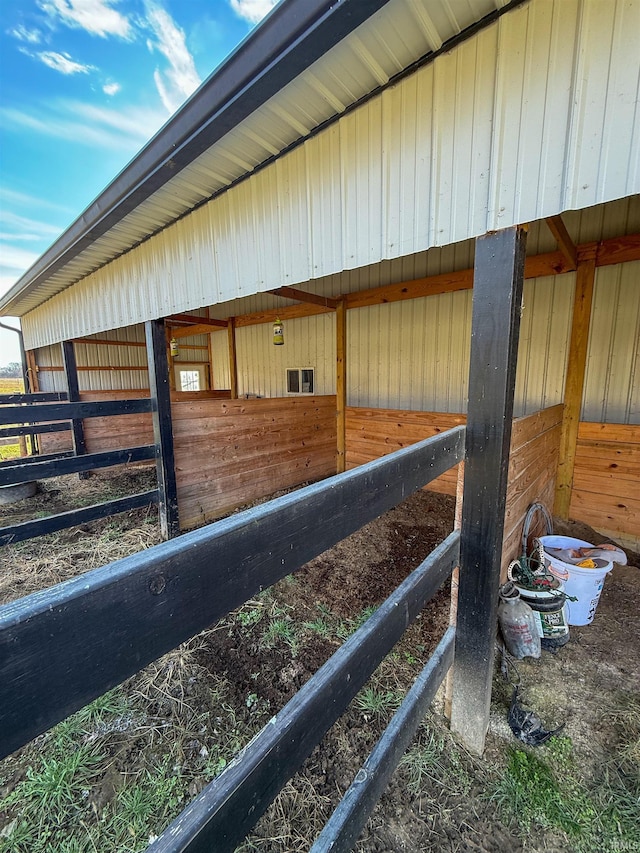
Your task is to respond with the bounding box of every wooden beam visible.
[546,215,578,270]
[146,319,180,539]
[269,286,339,309]
[227,318,238,400]
[211,233,640,331]
[595,232,640,267]
[166,313,228,328]
[171,323,220,340]
[235,302,332,328]
[72,336,146,348]
[336,299,347,474]
[451,225,527,755]
[25,350,40,393]
[554,256,596,519]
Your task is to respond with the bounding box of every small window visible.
[179,370,200,391]
[287,368,314,394]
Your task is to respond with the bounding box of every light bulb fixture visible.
[273,318,284,346]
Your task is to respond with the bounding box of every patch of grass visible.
[354,685,400,722]
[399,730,446,795]
[261,617,301,656]
[0,444,20,461]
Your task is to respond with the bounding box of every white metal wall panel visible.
[21,0,640,351]
[583,261,640,423]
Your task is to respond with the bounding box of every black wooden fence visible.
[0,425,464,852]
[0,393,159,545]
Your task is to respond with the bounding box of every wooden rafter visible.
[167,313,228,328]
[171,323,221,340]
[545,215,578,270]
[268,286,339,309]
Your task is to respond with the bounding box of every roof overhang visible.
[1,0,518,318]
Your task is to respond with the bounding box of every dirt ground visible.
[0,468,638,852]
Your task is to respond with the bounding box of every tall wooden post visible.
[450,226,526,754]
[62,339,89,477]
[146,319,180,539]
[227,318,238,399]
[336,299,347,474]
[554,252,596,519]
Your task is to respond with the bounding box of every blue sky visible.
[0,0,278,365]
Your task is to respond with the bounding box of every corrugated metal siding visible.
[583,261,640,423]
[21,0,640,350]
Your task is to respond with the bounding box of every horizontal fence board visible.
[150,533,459,853]
[0,450,74,469]
[0,429,464,760]
[0,398,152,426]
[311,626,455,853]
[0,490,159,546]
[510,404,563,446]
[0,445,156,485]
[0,392,68,404]
[0,421,71,439]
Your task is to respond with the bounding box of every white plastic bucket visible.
[538,535,613,626]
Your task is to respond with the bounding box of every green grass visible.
[490,734,640,853]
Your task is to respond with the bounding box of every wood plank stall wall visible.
[571,422,640,550]
[172,395,337,529]
[501,405,563,574]
[345,408,466,495]
[38,390,154,454]
[345,405,564,575]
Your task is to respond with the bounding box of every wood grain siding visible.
[501,405,564,575]
[570,422,640,549]
[345,407,466,495]
[37,390,153,455]
[172,396,337,529]
[345,405,564,575]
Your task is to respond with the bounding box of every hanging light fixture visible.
[273,318,284,346]
[170,337,179,357]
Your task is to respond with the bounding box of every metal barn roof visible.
[0,0,514,317]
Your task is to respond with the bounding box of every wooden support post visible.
[336,299,347,474]
[165,325,176,392]
[62,339,89,478]
[146,319,179,539]
[450,226,526,755]
[227,318,238,399]
[554,253,596,519]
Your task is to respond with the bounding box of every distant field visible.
[0,378,26,457]
[0,378,24,394]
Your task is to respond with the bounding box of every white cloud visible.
[37,0,132,39]
[229,0,278,25]
[1,99,166,153]
[0,244,40,274]
[37,50,94,74]
[144,2,201,114]
[10,25,43,44]
[1,188,74,216]
[103,81,121,96]
[0,211,63,242]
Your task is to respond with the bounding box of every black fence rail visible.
[0,425,465,851]
[0,393,158,545]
